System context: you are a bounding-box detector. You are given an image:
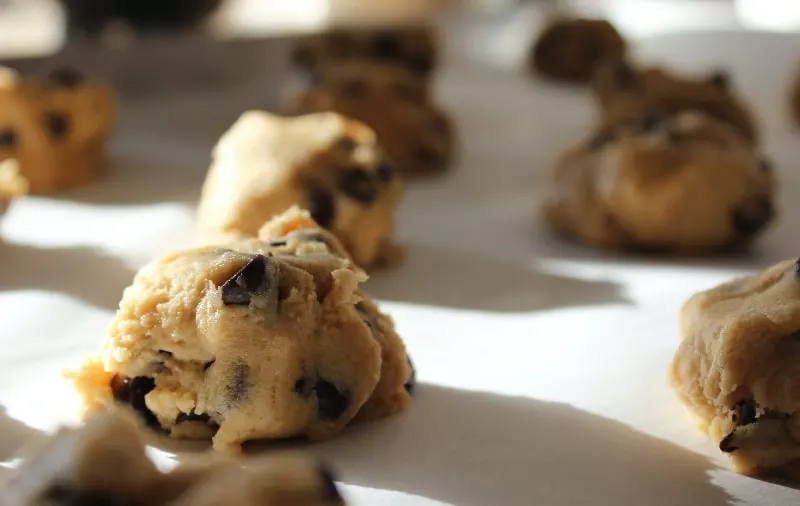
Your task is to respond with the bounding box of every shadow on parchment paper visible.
[0,242,135,310]
[307,385,734,506]
[364,243,629,312]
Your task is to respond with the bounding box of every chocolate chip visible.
[732,195,773,238]
[377,161,394,182]
[416,144,442,169]
[0,128,17,148]
[221,255,271,306]
[314,379,349,420]
[44,484,131,506]
[404,355,416,394]
[317,465,343,501]
[269,239,288,247]
[203,360,215,371]
[637,108,665,133]
[339,168,378,204]
[308,186,336,229]
[409,54,434,75]
[225,362,251,406]
[111,375,158,428]
[709,70,730,89]
[340,78,367,98]
[373,31,401,60]
[45,112,70,140]
[47,67,85,88]
[719,432,738,453]
[733,401,757,426]
[794,258,800,277]
[588,128,615,150]
[294,378,309,395]
[335,136,357,152]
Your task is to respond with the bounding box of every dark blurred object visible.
[791,62,800,128]
[529,18,627,84]
[292,25,439,80]
[60,0,224,36]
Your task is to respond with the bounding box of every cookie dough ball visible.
[291,61,455,177]
[68,209,413,454]
[529,17,626,84]
[197,110,404,269]
[0,66,115,194]
[541,111,775,253]
[670,258,800,477]
[4,409,347,505]
[292,25,438,79]
[0,158,28,218]
[592,59,758,142]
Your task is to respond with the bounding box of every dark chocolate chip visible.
[335,136,357,152]
[47,67,85,88]
[339,168,378,204]
[45,112,70,141]
[225,362,251,406]
[409,55,435,75]
[221,255,271,306]
[0,128,17,148]
[307,186,336,228]
[314,379,349,421]
[588,128,615,150]
[203,360,215,371]
[44,484,131,506]
[317,465,343,501]
[377,160,394,182]
[340,78,367,98]
[416,144,442,169]
[294,378,309,395]
[759,158,772,173]
[637,107,666,133]
[111,375,158,428]
[269,239,288,247]
[732,195,773,238]
[709,70,730,89]
[404,355,416,394]
[794,258,800,277]
[718,432,738,453]
[734,401,757,426]
[373,31,401,60]
[175,411,218,430]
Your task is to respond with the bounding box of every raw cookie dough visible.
[292,24,438,79]
[591,59,758,142]
[197,110,404,269]
[0,66,115,194]
[529,17,626,84]
[69,208,413,454]
[541,110,775,253]
[0,158,28,218]
[290,61,455,177]
[670,258,800,477]
[4,408,346,505]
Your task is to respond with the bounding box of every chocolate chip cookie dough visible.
[670,258,800,477]
[292,24,439,79]
[68,208,413,454]
[541,111,775,253]
[592,60,758,142]
[4,408,346,505]
[197,110,404,269]
[529,17,626,84]
[290,61,455,177]
[0,66,115,194]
